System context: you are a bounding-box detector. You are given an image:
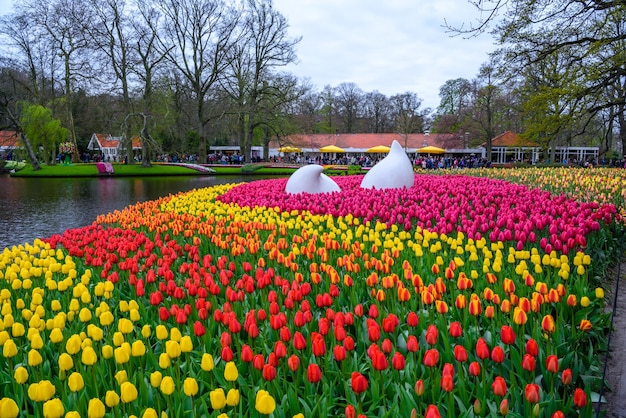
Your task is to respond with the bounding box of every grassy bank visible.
[10,162,366,177]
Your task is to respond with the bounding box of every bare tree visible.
[220,0,300,162]
[363,91,392,133]
[156,0,240,163]
[22,0,93,162]
[390,92,427,150]
[335,82,363,133]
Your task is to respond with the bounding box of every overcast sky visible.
[0,0,496,110]
[273,0,496,110]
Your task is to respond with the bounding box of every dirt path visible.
[600,260,626,417]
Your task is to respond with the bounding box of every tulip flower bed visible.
[0,170,624,417]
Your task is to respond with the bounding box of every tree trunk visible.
[20,133,41,171]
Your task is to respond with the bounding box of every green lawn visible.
[10,162,366,177]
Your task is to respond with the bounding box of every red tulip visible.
[425,324,438,345]
[453,345,468,362]
[311,332,326,357]
[424,405,441,418]
[392,352,406,370]
[525,383,540,403]
[407,335,419,353]
[449,321,462,338]
[469,361,481,376]
[253,354,264,370]
[293,331,307,351]
[551,411,565,418]
[522,354,536,372]
[414,379,425,396]
[241,344,254,362]
[573,388,587,408]
[351,372,368,394]
[500,325,516,345]
[274,341,287,359]
[525,338,538,356]
[193,321,206,337]
[221,346,233,362]
[491,346,505,364]
[407,312,419,327]
[381,338,393,354]
[491,376,507,397]
[262,364,276,381]
[561,368,572,385]
[287,354,300,372]
[440,373,454,392]
[371,348,388,371]
[344,336,355,351]
[499,398,509,415]
[423,348,439,368]
[545,355,559,373]
[542,314,556,333]
[476,338,490,360]
[345,404,356,418]
[307,363,322,383]
[333,345,346,362]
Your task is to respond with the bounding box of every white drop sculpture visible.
[360,140,415,190]
[285,164,341,194]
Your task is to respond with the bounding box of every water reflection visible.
[0,175,264,250]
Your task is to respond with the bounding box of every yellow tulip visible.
[115,370,128,385]
[99,311,114,327]
[118,318,134,334]
[113,332,125,347]
[224,362,238,382]
[65,334,82,355]
[596,287,605,299]
[150,371,162,388]
[141,325,151,338]
[165,340,181,359]
[0,397,19,418]
[42,398,64,418]
[142,408,158,418]
[120,383,137,403]
[102,345,114,359]
[131,340,146,357]
[210,388,226,410]
[226,388,240,406]
[159,353,170,369]
[88,398,106,418]
[49,328,64,344]
[11,322,25,337]
[65,412,80,418]
[58,353,73,371]
[82,346,98,366]
[201,353,214,371]
[68,372,85,392]
[255,390,276,415]
[3,339,17,358]
[28,349,43,367]
[88,325,104,341]
[183,377,198,397]
[105,391,120,408]
[581,296,591,307]
[114,347,130,365]
[169,327,182,342]
[160,376,175,396]
[155,325,168,340]
[180,335,193,352]
[14,366,28,384]
[30,333,44,349]
[27,380,55,402]
[79,308,92,322]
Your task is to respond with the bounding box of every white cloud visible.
[273,0,496,109]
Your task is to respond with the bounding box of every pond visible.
[0,174,274,250]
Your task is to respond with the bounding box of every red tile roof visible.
[491,131,539,147]
[0,131,20,148]
[272,133,467,150]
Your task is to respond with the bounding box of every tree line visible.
[0,0,623,169]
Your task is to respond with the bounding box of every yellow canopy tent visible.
[417,145,445,154]
[319,145,346,153]
[366,145,391,153]
[277,146,302,153]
